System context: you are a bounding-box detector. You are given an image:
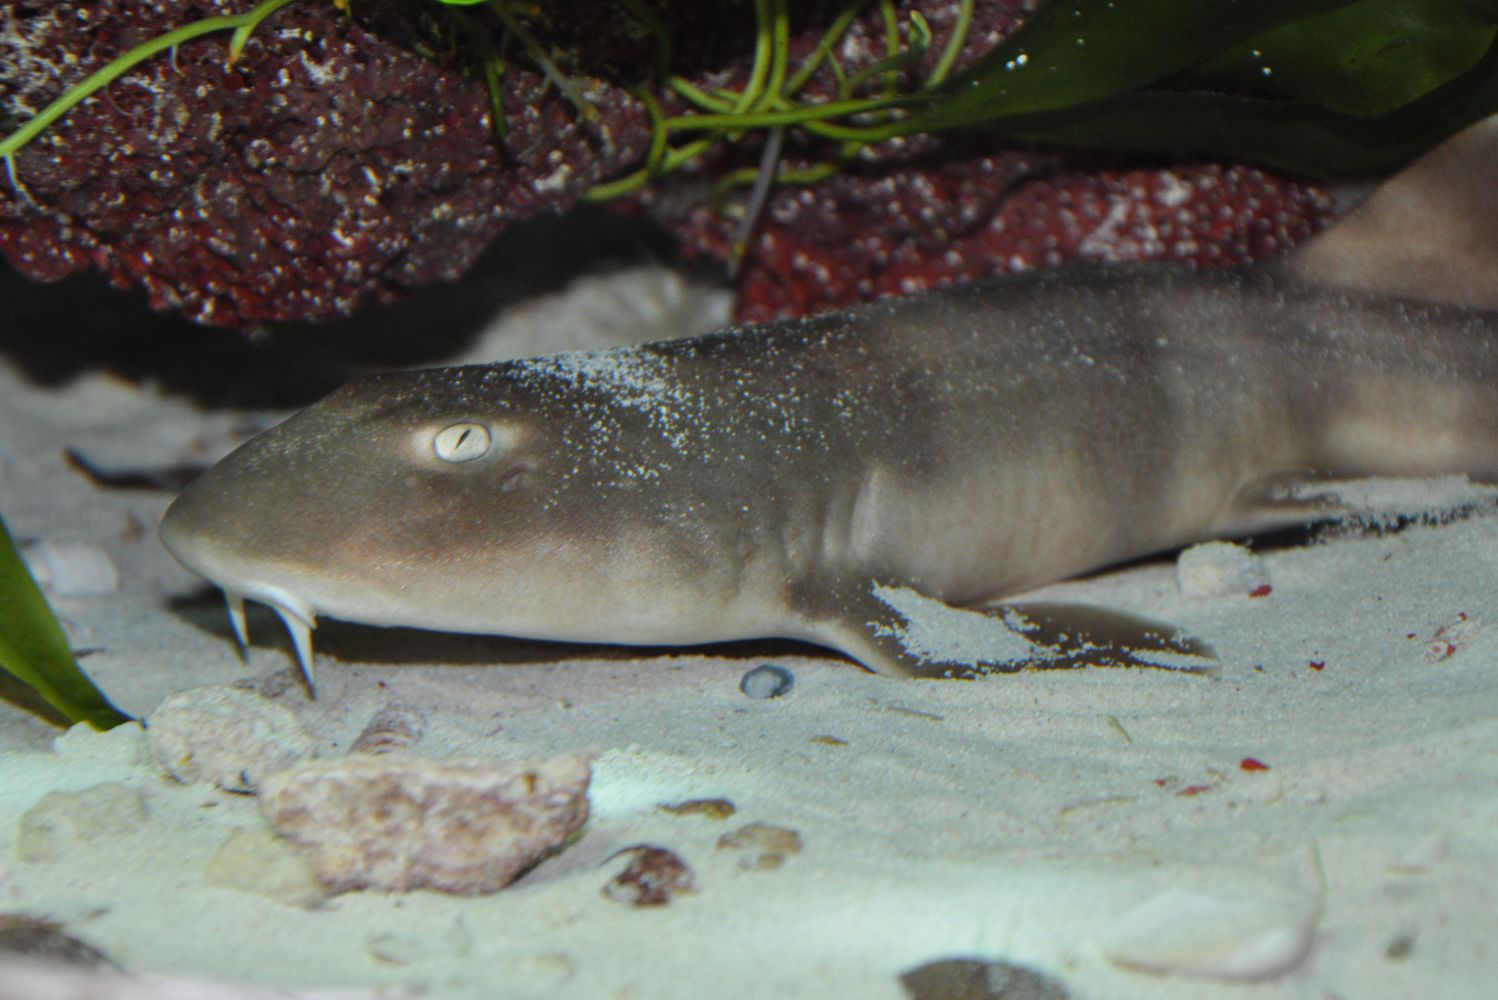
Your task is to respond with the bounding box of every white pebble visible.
[21,540,119,596]
[1176,541,1269,597]
[147,685,316,793]
[53,720,148,767]
[1099,885,1318,980]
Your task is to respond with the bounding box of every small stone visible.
[716,822,802,871]
[1176,542,1270,598]
[204,828,326,908]
[350,703,426,755]
[20,541,119,597]
[1385,931,1417,961]
[258,751,592,894]
[740,664,794,699]
[52,721,147,767]
[0,915,119,970]
[657,798,736,820]
[601,845,695,907]
[899,957,1072,1000]
[146,685,316,793]
[16,783,147,863]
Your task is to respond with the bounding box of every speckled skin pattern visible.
[0,1,1331,326]
[158,263,1498,675]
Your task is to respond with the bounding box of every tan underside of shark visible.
[160,115,1498,692]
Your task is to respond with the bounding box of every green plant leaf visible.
[943,22,1498,179]
[1183,0,1498,116]
[0,515,130,730]
[895,0,1498,178]
[923,0,1359,127]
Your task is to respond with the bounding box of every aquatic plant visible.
[921,0,1498,177]
[0,515,130,730]
[5,0,1498,195]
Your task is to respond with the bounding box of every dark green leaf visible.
[0,515,130,730]
[1184,0,1498,115]
[898,0,1498,178]
[925,0,1358,126]
[973,38,1498,178]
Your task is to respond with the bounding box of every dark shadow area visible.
[165,588,843,671]
[1,206,692,409]
[1243,499,1495,551]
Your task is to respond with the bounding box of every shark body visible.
[160,116,1498,688]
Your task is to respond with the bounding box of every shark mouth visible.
[222,583,319,694]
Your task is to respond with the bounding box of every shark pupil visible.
[434,423,492,463]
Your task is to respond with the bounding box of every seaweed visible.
[0,515,130,730]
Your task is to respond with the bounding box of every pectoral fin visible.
[813,580,1216,679]
[1211,473,1353,537]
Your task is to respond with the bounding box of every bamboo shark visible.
[160,114,1498,691]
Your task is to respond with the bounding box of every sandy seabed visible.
[0,249,1495,1000]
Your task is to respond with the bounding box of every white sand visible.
[1,260,1495,999]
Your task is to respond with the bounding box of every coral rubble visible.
[257,751,592,894]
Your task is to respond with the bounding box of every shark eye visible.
[433,423,492,463]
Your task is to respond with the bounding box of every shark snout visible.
[160,494,322,692]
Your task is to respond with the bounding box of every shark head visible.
[160,354,750,691]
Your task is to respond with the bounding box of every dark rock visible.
[899,957,1072,1000]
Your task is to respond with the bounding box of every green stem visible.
[585,0,970,202]
[926,0,974,87]
[786,0,872,95]
[668,76,735,113]
[878,0,901,97]
[229,0,301,61]
[841,29,929,95]
[765,0,790,110]
[661,94,918,133]
[583,133,719,201]
[734,0,776,114]
[715,159,843,193]
[639,88,670,174]
[449,7,509,141]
